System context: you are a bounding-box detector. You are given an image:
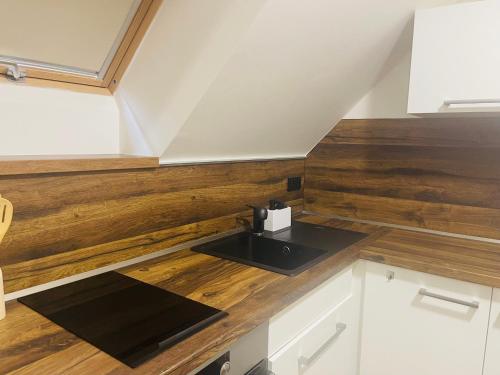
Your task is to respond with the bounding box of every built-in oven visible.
[194,322,270,375]
[195,352,231,374]
[195,354,268,375]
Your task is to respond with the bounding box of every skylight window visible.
[0,0,160,91]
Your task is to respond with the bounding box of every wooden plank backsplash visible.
[305,118,500,239]
[0,159,304,293]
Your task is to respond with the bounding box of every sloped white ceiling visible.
[117,0,472,163]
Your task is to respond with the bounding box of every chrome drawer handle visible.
[298,322,347,369]
[418,288,479,309]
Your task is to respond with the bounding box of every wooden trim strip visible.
[108,0,163,92]
[0,155,159,176]
[0,76,112,95]
[103,0,154,87]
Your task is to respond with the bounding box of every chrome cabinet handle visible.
[418,288,479,308]
[444,98,500,106]
[298,322,347,369]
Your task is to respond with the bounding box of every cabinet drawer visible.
[268,266,353,355]
[269,296,352,375]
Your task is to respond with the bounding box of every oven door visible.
[245,359,269,375]
[195,352,230,375]
[196,355,268,375]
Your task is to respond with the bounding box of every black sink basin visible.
[192,221,367,276]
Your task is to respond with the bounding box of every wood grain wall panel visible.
[306,189,500,239]
[305,118,500,239]
[323,118,500,146]
[308,144,500,208]
[0,159,304,293]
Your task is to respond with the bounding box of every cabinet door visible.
[359,261,491,375]
[269,295,358,375]
[408,1,500,114]
[483,288,500,375]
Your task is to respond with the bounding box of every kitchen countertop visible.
[2,214,500,374]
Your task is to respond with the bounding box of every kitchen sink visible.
[192,221,367,276]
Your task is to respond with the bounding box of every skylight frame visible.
[0,0,161,92]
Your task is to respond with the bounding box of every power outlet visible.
[287,176,302,192]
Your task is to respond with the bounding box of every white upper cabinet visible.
[408,1,500,114]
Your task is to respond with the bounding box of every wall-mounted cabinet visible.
[408,1,500,114]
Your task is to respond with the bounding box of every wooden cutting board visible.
[0,194,13,243]
[0,194,13,320]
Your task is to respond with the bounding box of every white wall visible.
[0,80,119,156]
[117,0,267,158]
[345,24,415,119]
[119,0,470,163]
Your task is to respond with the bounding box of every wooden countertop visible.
[360,228,500,288]
[2,215,500,374]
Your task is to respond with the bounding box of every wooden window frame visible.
[0,0,162,93]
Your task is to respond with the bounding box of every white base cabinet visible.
[266,260,500,375]
[483,288,500,375]
[359,261,491,375]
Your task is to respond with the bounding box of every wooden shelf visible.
[0,155,159,176]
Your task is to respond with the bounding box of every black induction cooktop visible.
[18,272,227,368]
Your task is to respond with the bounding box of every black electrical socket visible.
[287,176,302,192]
